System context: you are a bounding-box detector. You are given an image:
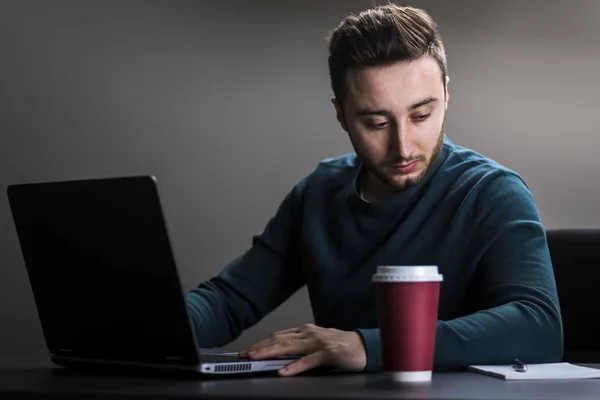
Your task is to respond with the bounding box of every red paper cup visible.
[373,266,443,382]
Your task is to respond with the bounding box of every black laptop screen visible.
[7,176,199,365]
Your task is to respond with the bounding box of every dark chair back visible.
[547,229,600,363]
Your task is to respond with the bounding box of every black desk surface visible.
[2,355,600,400]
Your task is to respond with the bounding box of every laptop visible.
[6,175,298,376]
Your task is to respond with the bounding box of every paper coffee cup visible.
[373,266,443,382]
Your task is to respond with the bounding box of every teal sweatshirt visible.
[187,136,563,371]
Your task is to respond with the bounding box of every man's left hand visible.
[238,324,367,376]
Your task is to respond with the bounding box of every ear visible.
[331,97,348,132]
[444,76,450,110]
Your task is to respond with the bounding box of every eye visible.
[412,113,431,123]
[366,121,389,130]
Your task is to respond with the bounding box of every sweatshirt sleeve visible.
[435,172,563,369]
[358,172,563,371]
[186,182,306,348]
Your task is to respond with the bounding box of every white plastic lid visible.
[372,266,443,282]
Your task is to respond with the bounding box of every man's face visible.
[334,56,448,194]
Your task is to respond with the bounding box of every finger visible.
[271,323,315,338]
[239,338,280,358]
[271,326,301,336]
[278,351,324,376]
[249,338,310,360]
[240,332,301,357]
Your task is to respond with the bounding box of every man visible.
[186,3,563,376]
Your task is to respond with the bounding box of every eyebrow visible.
[355,96,439,116]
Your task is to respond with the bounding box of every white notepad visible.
[467,363,600,380]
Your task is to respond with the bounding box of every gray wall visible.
[1,0,599,355]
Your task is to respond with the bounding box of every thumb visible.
[278,351,324,376]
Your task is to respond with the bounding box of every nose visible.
[389,122,413,160]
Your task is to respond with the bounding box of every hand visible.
[238,323,366,376]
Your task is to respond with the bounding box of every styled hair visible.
[327,3,447,103]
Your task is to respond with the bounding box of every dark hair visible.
[327,3,447,104]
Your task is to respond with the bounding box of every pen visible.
[512,358,527,372]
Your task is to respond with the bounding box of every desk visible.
[1,355,600,400]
